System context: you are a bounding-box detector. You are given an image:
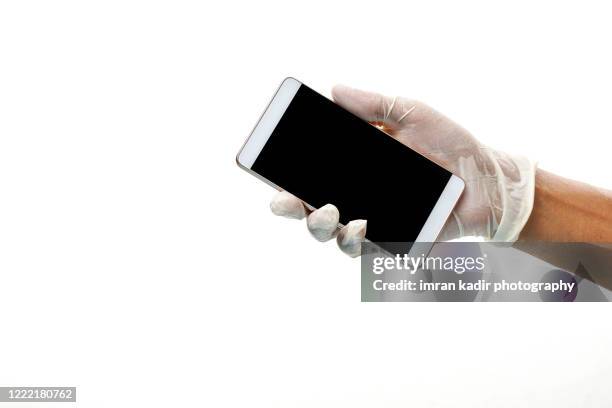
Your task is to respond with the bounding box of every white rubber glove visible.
[270,85,536,257]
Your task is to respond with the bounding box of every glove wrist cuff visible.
[491,153,537,242]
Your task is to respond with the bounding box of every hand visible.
[270,85,536,257]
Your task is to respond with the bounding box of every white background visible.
[1,1,611,407]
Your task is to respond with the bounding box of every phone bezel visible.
[236,77,465,243]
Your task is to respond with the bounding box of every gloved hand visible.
[270,85,536,257]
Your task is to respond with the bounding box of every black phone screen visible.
[251,84,452,244]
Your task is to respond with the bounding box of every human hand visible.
[270,85,536,257]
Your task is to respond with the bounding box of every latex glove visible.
[270,85,536,257]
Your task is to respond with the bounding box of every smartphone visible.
[236,77,464,253]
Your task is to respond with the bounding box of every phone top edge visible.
[236,77,302,170]
[449,173,466,193]
[413,174,465,242]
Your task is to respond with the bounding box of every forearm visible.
[514,169,612,290]
[519,169,612,241]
